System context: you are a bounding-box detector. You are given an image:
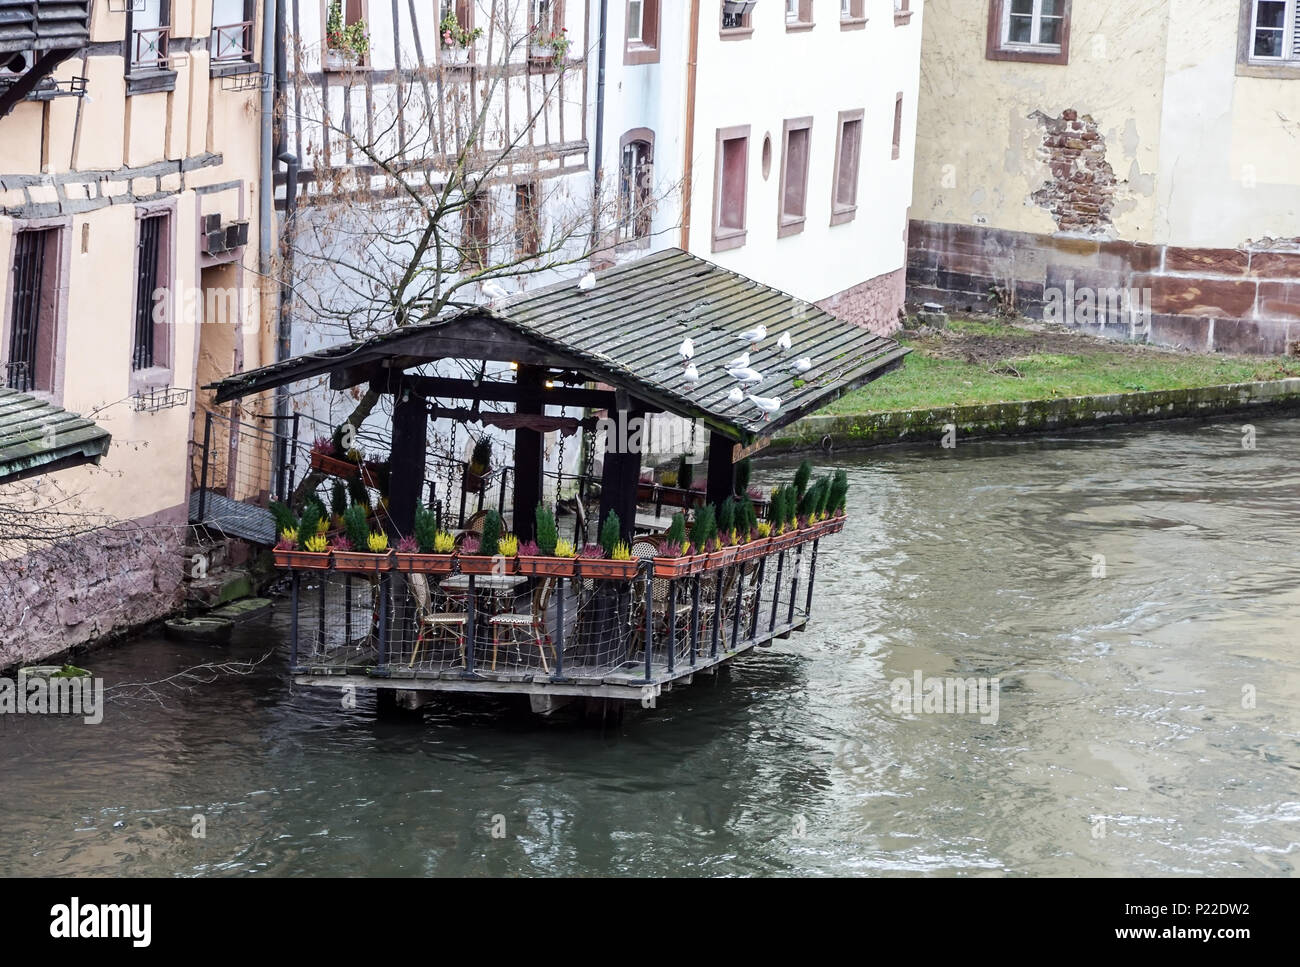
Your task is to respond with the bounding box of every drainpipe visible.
[680,0,701,250]
[272,0,301,497]
[591,0,609,244]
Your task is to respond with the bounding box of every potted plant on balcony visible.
[463,436,491,493]
[518,504,576,577]
[333,504,392,572]
[578,511,639,580]
[689,506,719,572]
[825,469,849,533]
[530,25,570,67]
[652,513,693,578]
[458,510,515,574]
[310,435,361,479]
[440,8,482,65]
[324,0,369,70]
[394,505,456,573]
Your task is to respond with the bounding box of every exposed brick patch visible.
[817,267,906,337]
[1029,109,1117,236]
[0,514,186,670]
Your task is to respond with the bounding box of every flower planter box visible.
[707,545,739,569]
[443,45,470,65]
[578,558,639,581]
[394,552,455,574]
[324,48,360,71]
[738,537,770,562]
[332,550,393,573]
[773,531,799,553]
[686,552,710,575]
[517,555,576,578]
[826,515,846,534]
[458,553,516,575]
[273,549,331,570]
[310,451,361,480]
[651,556,693,580]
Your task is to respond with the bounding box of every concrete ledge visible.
[769,378,1300,453]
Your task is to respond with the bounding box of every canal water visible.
[2,416,1297,876]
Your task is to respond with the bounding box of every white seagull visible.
[683,363,700,386]
[777,330,793,352]
[726,386,745,405]
[790,356,813,374]
[737,324,767,345]
[578,271,597,292]
[727,366,764,386]
[727,351,751,370]
[679,336,695,360]
[747,394,782,421]
[482,280,509,307]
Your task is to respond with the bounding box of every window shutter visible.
[1293,0,1300,57]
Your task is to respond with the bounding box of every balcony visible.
[0,0,92,117]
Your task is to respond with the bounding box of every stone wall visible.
[0,506,187,670]
[818,266,906,338]
[907,219,1300,355]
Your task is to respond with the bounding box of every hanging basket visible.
[310,451,361,480]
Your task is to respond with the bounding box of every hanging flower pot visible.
[310,450,361,480]
[443,44,470,65]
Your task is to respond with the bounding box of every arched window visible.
[618,132,654,244]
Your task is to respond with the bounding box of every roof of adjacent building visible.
[0,388,111,484]
[210,248,909,442]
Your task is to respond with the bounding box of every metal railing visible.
[211,21,253,64]
[131,26,170,70]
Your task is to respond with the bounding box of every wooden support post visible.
[388,389,428,539]
[513,366,545,540]
[705,432,736,509]
[598,406,643,543]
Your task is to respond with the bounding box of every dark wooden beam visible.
[386,390,427,538]
[705,433,735,510]
[512,366,545,541]
[401,374,618,409]
[0,49,75,119]
[598,407,644,546]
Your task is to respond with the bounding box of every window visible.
[722,1,756,34]
[132,213,170,374]
[1246,0,1300,62]
[786,0,812,29]
[462,193,490,270]
[891,92,904,160]
[618,133,654,245]
[625,0,660,64]
[129,0,171,71]
[894,0,913,25]
[326,0,370,68]
[986,0,1071,64]
[841,0,866,27]
[212,0,255,69]
[515,184,540,256]
[777,117,812,237]
[5,229,60,394]
[712,125,750,252]
[831,110,862,225]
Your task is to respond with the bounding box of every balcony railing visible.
[131,26,170,70]
[211,21,253,64]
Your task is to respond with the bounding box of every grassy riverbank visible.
[827,317,1300,415]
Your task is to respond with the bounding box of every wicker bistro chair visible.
[406,573,469,668]
[489,576,558,673]
[631,536,693,647]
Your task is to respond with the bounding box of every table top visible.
[442,573,529,591]
[634,512,677,534]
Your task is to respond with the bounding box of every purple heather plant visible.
[657,540,684,558]
[396,536,419,553]
[579,544,605,559]
[275,537,296,551]
[459,537,481,555]
[329,536,353,551]
[518,539,540,557]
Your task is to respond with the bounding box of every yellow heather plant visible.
[611,541,632,561]
[554,538,577,558]
[305,534,329,553]
[316,517,330,535]
[757,521,771,538]
[280,527,298,544]
[498,534,519,556]
[433,531,455,553]
[366,531,389,552]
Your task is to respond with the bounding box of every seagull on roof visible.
[777,330,793,352]
[728,366,764,386]
[748,394,781,421]
[790,356,813,373]
[679,336,694,360]
[578,271,597,292]
[727,351,750,370]
[727,386,745,405]
[737,324,767,345]
[482,280,509,307]
[683,363,700,386]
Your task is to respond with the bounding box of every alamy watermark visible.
[890,671,1000,725]
[0,670,104,724]
[597,409,706,462]
[1044,281,1152,339]
[152,286,254,333]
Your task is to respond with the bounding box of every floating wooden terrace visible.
[206,249,900,708]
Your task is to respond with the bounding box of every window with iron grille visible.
[133,215,166,371]
[129,0,171,71]
[6,229,58,393]
[618,139,653,243]
[212,0,255,65]
[462,193,491,271]
[515,184,540,256]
